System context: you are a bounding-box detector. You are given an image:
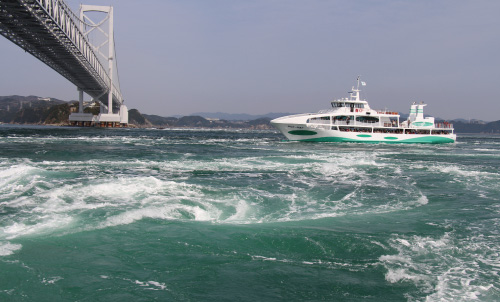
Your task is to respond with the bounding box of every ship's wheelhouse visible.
[331,102,365,109]
[331,101,366,113]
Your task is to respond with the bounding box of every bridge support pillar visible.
[78,88,84,114]
[69,87,95,126]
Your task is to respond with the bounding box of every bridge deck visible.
[0,0,110,102]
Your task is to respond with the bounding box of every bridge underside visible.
[0,0,110,104]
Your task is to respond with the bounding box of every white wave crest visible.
[0,241,22,256]
[379,228,500,301]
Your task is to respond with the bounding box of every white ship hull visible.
[272,114,456,144]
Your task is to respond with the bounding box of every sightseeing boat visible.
[271,78,456,143]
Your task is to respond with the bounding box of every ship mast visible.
[351,76,361,101]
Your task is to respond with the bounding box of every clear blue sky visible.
[1,0,499,120]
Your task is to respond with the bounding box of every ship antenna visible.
[353,75,362,101]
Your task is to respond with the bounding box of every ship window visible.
[356,116,379,123]
[332,102,365,108]
[309,116,331,123]
[333,115,349,120]
[310,116,330,120]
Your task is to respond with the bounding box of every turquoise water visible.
[1,125,499,301]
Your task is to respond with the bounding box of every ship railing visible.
[376,110,399,115]
[435,122,454,129]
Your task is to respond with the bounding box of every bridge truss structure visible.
[0,0,128,126]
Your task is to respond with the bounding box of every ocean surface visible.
[1,124,499,301]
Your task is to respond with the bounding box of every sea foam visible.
[0,241,22,256]
[380,226,500,301]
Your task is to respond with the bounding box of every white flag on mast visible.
[361,81,367,86]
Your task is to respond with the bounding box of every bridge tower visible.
[69,5,127,127]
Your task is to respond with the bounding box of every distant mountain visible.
[176,116,213,127]
[0,95,66,110]
[142,114,178,126]
[450,118,487,124]
[128,109,152,127]
[190,112,295,121]
[0,95,274,128]
[132,110,272,129]
[450,120,500,134]
[0,95,70,124]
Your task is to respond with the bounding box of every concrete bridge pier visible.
[69,88,96,126]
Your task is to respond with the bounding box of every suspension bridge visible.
[0,0,128,127]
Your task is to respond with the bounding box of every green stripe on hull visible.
[297,136,455,144]
[397,136,455,144]
[288,130,317,136]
